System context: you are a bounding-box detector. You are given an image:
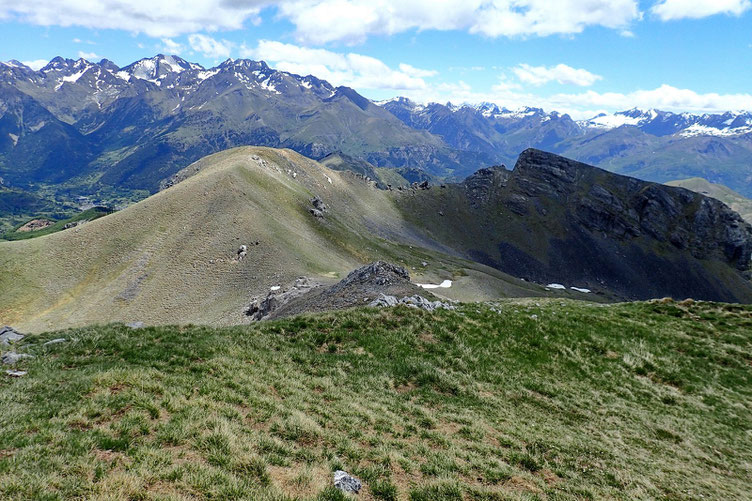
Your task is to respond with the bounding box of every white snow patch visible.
[259,77,281,94]
[326,176,332,184]
[546,283,567,290]
[571,287,592,293]
[300,79,312,89]
[8,133,18,146]
[679,124,752,137]
[270,286,281,291]
[197,69,219,81]
[115,71,131,81]
[580,113,641,129]
[416,280,453,289]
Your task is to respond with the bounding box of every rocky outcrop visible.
[369,293,455,311]
[249,262,444,320]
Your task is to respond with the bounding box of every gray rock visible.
[369,294,454,312]
[245,278,317,321]
[369,294,399,307]
[310,196,327,212]
[126,322,145,329]
[237,245,248,261]
[1,352,34,365]
[0,326,24,345]
[401,295,455,312]
[43,338,67,346]
[6,370,27,377]
[309,208,324,218]
[333,470,362,493]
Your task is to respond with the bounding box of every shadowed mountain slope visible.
[394,149,752,302]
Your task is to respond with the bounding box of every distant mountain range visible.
[380,98,752,196]
[2,54,752,229]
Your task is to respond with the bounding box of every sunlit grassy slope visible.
[1,299,750,499]
[0,147,564,333]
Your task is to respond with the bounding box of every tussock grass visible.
[1,299,751,499]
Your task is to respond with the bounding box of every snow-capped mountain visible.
[579,108,752,137]
[4,55,752,205]
[0,54,479,199]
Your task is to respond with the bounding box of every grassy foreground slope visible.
[0,147,552,333]
[2,300,751,500]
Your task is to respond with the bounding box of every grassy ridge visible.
[1,300,750,499]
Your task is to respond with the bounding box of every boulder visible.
[0,326,24,345]
[333,470,362,493]
[237,245,248,261]
[1,352,34,365]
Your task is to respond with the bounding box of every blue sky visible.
[1,0,751,118]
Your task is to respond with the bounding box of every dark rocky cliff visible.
[397,149,752,302]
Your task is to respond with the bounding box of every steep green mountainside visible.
[1,300,750,499]
[0,147,546,333]
[667,177,752,224]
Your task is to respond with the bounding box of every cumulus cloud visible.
[159,38,185,55]
[20,59,48,70]
[512,64,602,87]
[277,0,640,44]
[78,51,99,60]
[0,0,267,38]
[242,40,435,91]
[652,0,751,21]
[0,0,640,42]
[188,34,233,59]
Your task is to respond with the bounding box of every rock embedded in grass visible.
[333,470,362,493]
[0,326,24,345]
[1,352,34,365]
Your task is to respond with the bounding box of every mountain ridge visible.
[2,146,750,333]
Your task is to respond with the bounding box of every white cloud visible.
[398,63,438,78]
[0,0,267,38]
[0,0,640,42]
[277,0,640,44]
[652,0,751,21]
[159,38,185,55]
[188,34,233,59]
[20,59,48,70]
[78,50,99,60]
[512,63,602,87]
[242,40,433,91]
